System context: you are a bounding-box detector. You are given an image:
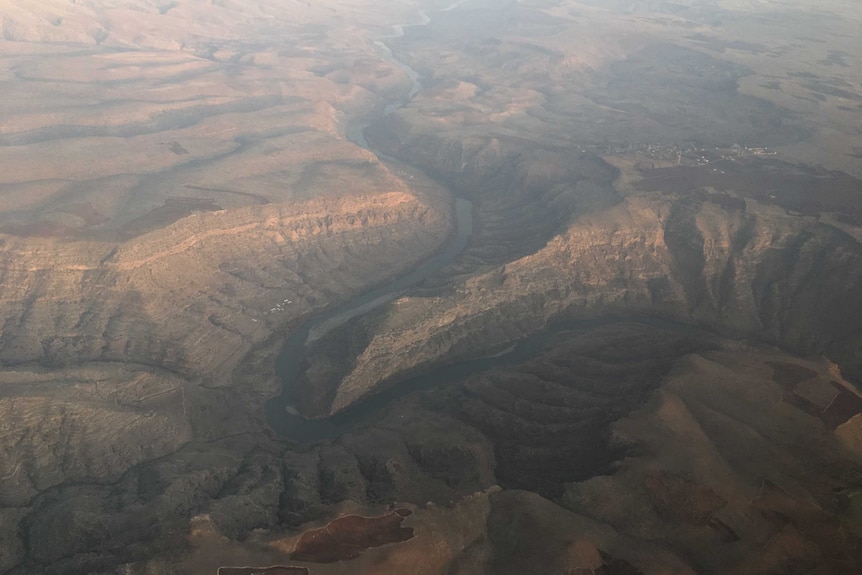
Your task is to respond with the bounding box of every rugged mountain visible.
[126,334,862,575]
[297,137,862,418]
[1,0,862,574]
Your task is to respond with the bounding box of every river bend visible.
[265,5,474,439]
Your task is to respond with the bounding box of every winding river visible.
[265,312,697,442]
[264,2,696,442]
[265,4,475,439]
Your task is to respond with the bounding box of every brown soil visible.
[290,509,414,563]
[218,567,309,575]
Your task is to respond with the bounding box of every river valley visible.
[4,0,862,573]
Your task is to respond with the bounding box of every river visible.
[265,3,475,439]
[265,314,698,441]
[264,2,697,442]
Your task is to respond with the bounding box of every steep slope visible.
[2,0,862,572]
[296,190,862,416]
[563,349,862,574]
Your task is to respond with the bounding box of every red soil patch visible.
[597,552,644,575]
[218,568,308,575]
[290,509,414,563]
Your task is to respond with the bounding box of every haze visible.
[1,1,861,574]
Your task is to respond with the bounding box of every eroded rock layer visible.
[2,0,862,573]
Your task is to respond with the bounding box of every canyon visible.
[1,0,861,574]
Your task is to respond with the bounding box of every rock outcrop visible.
[2,0,862,573]
[298,188,862,416]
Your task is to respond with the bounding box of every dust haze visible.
[1,1,861,574]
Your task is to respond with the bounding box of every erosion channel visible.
[266,5,475,440]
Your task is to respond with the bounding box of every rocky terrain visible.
[1,0,862,574]
[118,337,862,575]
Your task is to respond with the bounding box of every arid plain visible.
[1,0,862,574]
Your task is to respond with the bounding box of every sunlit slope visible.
[1,0,861,573]
[0,0,453,571]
